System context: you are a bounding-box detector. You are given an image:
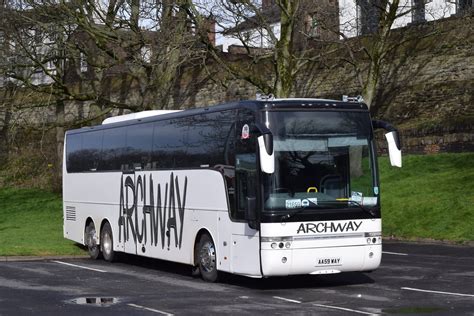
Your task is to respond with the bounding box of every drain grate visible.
[68,297,120,307]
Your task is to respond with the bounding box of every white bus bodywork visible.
[64,169,381,277]
[63,99,399,279]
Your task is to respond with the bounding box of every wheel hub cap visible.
[103,232,112,254]
[200,242,216,272]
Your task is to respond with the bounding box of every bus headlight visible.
[262,236,293,249]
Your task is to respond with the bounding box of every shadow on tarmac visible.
[101,252,374,290]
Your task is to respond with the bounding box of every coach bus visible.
[63,98,401,282]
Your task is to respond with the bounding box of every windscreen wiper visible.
[281,204,339,222]
[322,200,377,218]
[348,200,377,217]
[281,208,306,221]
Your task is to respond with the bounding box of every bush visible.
[0,128,61,192]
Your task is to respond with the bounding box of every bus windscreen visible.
[263,111,378,212]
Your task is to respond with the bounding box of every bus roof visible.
[68,98,368,135]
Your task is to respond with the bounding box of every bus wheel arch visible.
[100,220,115,262]
[84,218,100,260]
[194,229,219,282]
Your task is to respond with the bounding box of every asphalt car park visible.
[0,241,473,315]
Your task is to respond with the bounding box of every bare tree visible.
[0,0,205,187]
[335,0,417,108]
[187,0,341,98]
[188,0,457,110]
[0,0,206,113]
[315,0,456,109]
[65,0,205,111]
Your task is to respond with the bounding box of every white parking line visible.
[314,303,379,315]
[401,287,474,298]
[52,260,107,273]
[382,251,408,256]
[128,303,174,315]
[273,296,302,304]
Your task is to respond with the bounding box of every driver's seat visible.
[320,175,344,198]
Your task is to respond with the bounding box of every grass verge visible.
[379,153,474,242]
[0,188,86,256]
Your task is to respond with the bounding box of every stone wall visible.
[376,122,474,155]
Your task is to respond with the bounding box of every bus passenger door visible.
[230,112,261,277]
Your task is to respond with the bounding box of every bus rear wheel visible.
[85,221,100,260]
[100,222,115,262]
[197,234,218,282]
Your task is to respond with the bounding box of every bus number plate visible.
[316,257,342,266]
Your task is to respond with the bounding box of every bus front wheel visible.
[85,221,100,260]
[100,222,115,262]
[197,234,218,282]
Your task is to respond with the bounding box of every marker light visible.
[261,236,293,249]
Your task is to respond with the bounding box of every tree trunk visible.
[130,0,141,33]
[274,0,297,98]
[362,64,379,108]
[362,0,399,109]
[55,99,65,192]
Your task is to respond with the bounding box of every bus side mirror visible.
[257,133,274,174]
[246,197,258,230]
[254,123,274,174]
[372,120,402,168]
[385,131,402,168]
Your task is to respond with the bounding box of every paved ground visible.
[0,241,473,315]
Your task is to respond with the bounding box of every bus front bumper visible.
[261,244,381,277]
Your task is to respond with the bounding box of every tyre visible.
[100,222,115,262]
[85,221,100,260]
[197,234,218,282]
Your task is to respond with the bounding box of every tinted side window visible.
[81,130,103,171]
[100,127,126,171]
[152,119,188,169]
[66,133,83,172]
[186,110,237,213]
[186,114,212,167]
[125,123,153,170]
[186,111,235,168]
